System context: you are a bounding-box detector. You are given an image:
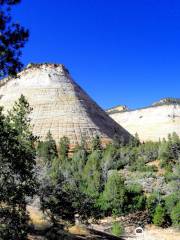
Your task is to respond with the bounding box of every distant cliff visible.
[107,98,180,141]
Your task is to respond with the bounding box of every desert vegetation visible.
[0,95,179,238]
[37,127,180,227]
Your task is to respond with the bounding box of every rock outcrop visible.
[107,99,180,142]
[0,63,130,146]
[106,105,128,114]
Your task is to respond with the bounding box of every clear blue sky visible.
[12,0,180,109]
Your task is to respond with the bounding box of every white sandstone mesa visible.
[0,63,130,147]
[107,99,180,142]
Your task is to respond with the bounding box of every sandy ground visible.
[144,225,180,240]
[28,206,180,240]
[27,205,51,230]
[121,225,180,240]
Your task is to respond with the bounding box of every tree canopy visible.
[0,95,37,239]
[0,0,29,78]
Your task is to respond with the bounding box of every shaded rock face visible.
[107,103,180,142]
[0,63,130,146]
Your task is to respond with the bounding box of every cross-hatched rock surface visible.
[0,63,130,146]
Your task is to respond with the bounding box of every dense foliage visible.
[37,131,180,229]
[0,94,180,239]
[0,95,37,239]
[0,0,29,78]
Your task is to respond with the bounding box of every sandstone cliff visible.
[0,63,130,146]
[107,100,180,141]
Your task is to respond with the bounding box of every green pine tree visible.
[0,95,37,239]
[100,171,126,215]
[153,204,166,227]
[37,131,58,164]
[82,149,102,198]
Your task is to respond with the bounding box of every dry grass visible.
[27,205,51,230]
[146,225,180,240]
[27,204,180,240]
[147,159,165,175]
[68,225,89,236]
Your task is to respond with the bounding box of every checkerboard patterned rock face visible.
[0,63,130,146]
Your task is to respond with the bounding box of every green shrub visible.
[111,222,124,236]
[126,184,146,212]
[168,164,180,192]
[153,204,166,227]
[138,141,159,163]
[82,149,102,198]
[100,171,126,215]
[37,131,58,163]
[129,157,158,172]
[159,133,180,168]
[164,193,179,215]
[170,202,180,228]
[146,193,160,219]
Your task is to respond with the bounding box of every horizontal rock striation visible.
[0,63,130,146]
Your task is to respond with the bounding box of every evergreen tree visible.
[138,141,159,163]
[170,202,180,227]
[153,204,166,227]
[101,144,122,184]
[126,184,146,212]
[158,138,171,168]
[146,192,160,220]
[59,136,69,162]
[48,136,70,182]
[164,192,180,216]
[168,163,180,193]
[129,133,140,148]
[70,142,88,183]
[100,171,126,215]
[113,134,125,147]
[82,149,102,198]
[0,0,29,78]
[91,135,102,151]
[0,95,37,239]
[40,172,99,224]
[37,131,58,164]
[171,132,180,161]
[159,133,180,168]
